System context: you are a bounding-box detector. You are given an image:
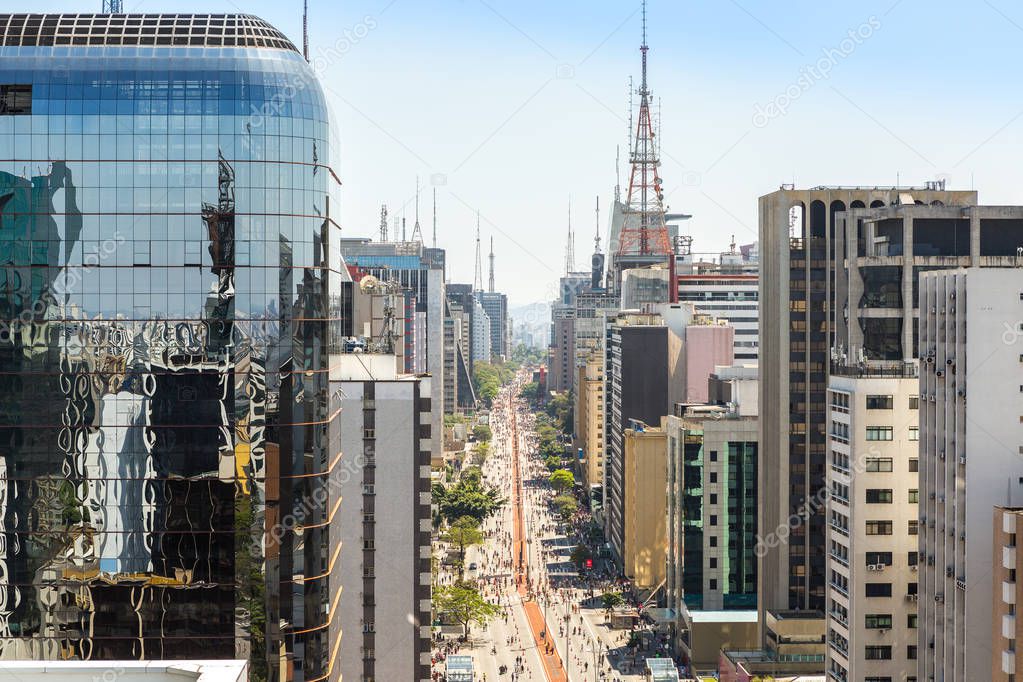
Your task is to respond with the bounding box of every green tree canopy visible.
[549,468,575,494]
[442,516,485,579]
[601,591,625,615]
[434,478,506,525]
[435,581,503,639]
[472,424,493,442]
[553,493,578,521]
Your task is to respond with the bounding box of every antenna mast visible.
[410,177,424,243]
[379,204,388,241]
[595,195,601,253]
[303,0,309,62]
[488,236,495,293]
[565,199,576,274]
[432,188,438,247]
[473,213,484,292]
[102,0,123,11]
[614,0,673,300]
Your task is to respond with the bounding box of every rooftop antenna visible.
[565,198,576,274]
[303,0,309,62]
[102,0,123,11]
[401,215,406,242]
[488,235,495,293]
[410,177,424,243]
[595,195,602,253]
[379,204,388,242]
[432,187,438,247]
[473,212,484,292]
[615,145,621,204]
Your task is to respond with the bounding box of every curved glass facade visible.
[0,23,343,682]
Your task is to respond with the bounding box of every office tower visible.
[443,313,459,413]
[918,268,1023,681]
[758,184,975,625]
[677,239,759,362]
[666,371,758,665]
[621,421,668,592]
[682,318,734,403]
[603,313,671,568]
[825,369,919,682]
[332,354,432,682]
[0,13,342,678]
[551,306,575,393]
[341,239,446,437]
[477,291,508,360]
[578,352,606,493]
[471,298,492,363]
[621,266,672,308]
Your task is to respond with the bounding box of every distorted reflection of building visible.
[0,14,343,681]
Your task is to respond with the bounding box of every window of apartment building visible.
[907,613,918,629]
[909,395,919,410]
[909,489,919,503]
[909,458,919,472]
[709,536,717,547]
[865,457,893,472]
[710,450,718,462]
[709,579,718,590]
[709,472,718,483]
[866,395,894,410]
[866,426,894,441]
[865,614,893,629]
[710,493,718,504]
[866,551,893,566]
[710,515,718,526]
[865,646,892,660]
[866,520,893,535]
[709,557,717,569]
[866,583,892,597]
[908,520,919,535]
[907,645,918,660]
[866,489,893,504]
[908,551,918,566]
[908,427,919,441]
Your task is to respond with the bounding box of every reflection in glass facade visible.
[0,15,343,681]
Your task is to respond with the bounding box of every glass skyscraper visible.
[0,14,343,681]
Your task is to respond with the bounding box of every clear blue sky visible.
[37,0,1023,303]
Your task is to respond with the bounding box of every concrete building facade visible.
[622,422,668,592]
[825,370,920,682]
[332,355,433,682]
[992,507,1023,682]
[604,313,671,566]
[757,184,976,625]
[677,247,759,362]
[918,268,1023,682]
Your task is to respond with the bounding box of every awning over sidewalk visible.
[644,607,679,625]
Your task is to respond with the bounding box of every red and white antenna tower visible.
[615,0,674,299]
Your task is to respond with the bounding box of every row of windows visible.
[865,520,918,535]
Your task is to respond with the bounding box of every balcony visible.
[1005,580,1017,605]
[1004,649,1016,675]
[1004,614,1016,639]
[829,521,850,538]
[1006,545,1017,570]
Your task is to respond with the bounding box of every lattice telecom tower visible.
[614,0,674,298]
[473,212,484,292]
[102,0,124,12]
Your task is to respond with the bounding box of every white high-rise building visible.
[677,243,758,362]
[472,297,492,363]
[825,369,920,682]
[918,268,1023,682]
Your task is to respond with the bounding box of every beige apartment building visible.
[577,352,605,492]
[825,370,920,682]
[622,421,667,592]
[993,507,1023,682]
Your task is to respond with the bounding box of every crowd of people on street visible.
[430,374,653,681]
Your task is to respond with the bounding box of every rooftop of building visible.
[0,14,297,52]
